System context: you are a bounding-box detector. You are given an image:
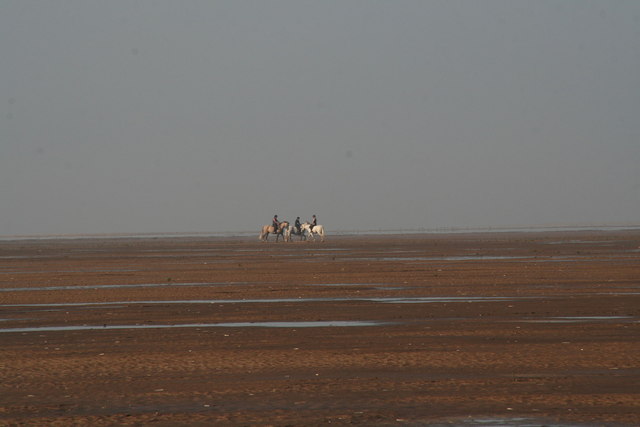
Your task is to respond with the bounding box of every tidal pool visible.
[0,295,534,308]
[0,269,139,275]
[442,416,593,427]
[0,282,239,292]
[0,320,390,333]
[346,255,531,262]
[520,316,635,323]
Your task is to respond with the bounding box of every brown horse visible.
[259,221,289,242]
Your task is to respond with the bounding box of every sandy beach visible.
[1,230,639,426]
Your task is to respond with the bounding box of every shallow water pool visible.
[0,320,390,333]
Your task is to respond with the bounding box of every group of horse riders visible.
[260,214,324,242]
[273,214,316,236]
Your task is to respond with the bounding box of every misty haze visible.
[2,1,639,236]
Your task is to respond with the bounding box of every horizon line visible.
[2,223,640,241]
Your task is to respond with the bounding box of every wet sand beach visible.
[1,230,639,426]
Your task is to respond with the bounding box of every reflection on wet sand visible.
[1,295,539,307]
[520,316,636,323]
[0,320,390,333]
[0,282,239,292]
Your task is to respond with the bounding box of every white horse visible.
[259,221,289,242]
[300,222,325,242]
[284,223,306,242]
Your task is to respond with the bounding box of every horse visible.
[259,221,289,242]
[284,223,306,242]
[300,222,325,242]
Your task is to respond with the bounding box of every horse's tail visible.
[259,226,268,241]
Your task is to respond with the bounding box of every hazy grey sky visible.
[2,1,639,235]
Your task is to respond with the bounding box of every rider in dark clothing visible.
[310,215,317,228]
[272,215,280,232]
[295,217,301,234]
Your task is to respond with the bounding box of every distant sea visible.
[2,224,640,241]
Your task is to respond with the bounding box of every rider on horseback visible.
[272,215,280,232]
[310,215,317,229]
[295,217,301,235]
